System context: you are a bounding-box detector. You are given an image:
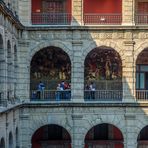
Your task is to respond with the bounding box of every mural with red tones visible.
[32,0,71,13]
[138,2,148,13]
[84,0,122,13]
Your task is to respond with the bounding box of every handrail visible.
[84,90,122,101]
[84,13,122,25]
[136,13,148,24]
[31,12,72,25]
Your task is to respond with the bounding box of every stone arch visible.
[135,42,148,63]
[9,132,13,148]
[0,137,5,148]
[29,41,73,65]
[14,45,17,64]
[31,124,72,148]
[84,123,124,148]
[82,116,126,145]
[7,40,12,101]
[16,127,19,147]
[82,41,124,65]
[137,124,148,148]
[84,44,123,101]
[135,46,148,99]
[30,46,72,100]
[29,117,72,143]
[0,34,3,49]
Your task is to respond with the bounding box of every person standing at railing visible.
[85,83,90,100]
[56,83,62,101]
[36,81,45,99]
[89,82,96,100]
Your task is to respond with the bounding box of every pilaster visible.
[122,0,135,26]
[71,40,84,102]
[0,47,7,106]
[123,40,135,102]
[16,40,30,102]
[72,114,84,148]
[71,0,83,26]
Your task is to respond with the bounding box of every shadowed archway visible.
[136,48,148,101]
[30,46,71,101]
[84,46,122,101]
[137,125,148,148]
[84,123,124,148]
[9,132,13,148]
[0,138,5,148]
[31,124,71,148]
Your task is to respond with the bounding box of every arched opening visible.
[136,48,148,100]
[84,47,122,101]
[9,132,13,148]
[137,125,148,147]
[0,34,3,49]
[32,124,71,148]
[0,138,5,148]
[14,45,17,98]
[7,40,12,101]
[30,46,71,101]
[31,0,72,25]
[85,123,124,148]
[0,34,4,104]
[16,127,19,148]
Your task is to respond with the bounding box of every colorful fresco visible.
[85,47,122,81]
[31,47,71,80]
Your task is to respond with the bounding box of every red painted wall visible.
[84,0,122,13]
[138,2,148,13]
[32,0,71,13]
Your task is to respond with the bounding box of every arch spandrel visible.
[29,41,73,65]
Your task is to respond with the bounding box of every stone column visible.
[124,113,137,148]
[0,47,7,106]
[19,109,31,148]
[123,40,135,102]
[122,0,135,25]
[16,40,30,102]
[72,114,84,148]
[18,0,31,26]
[71,0,83,25]
[71,40,84,102]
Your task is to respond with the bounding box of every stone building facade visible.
[1,0,148,148]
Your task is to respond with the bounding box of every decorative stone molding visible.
[72,114,83,120]
[124,41,135,46]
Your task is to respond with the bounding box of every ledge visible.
[1,101,148,114]
[25,25,148,31]
[0,1,24,30]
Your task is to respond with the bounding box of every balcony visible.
[136,14,148,25]
[31,13,71,25]
[30,90,71,101]
[84,90,122,101]
[84,13,122,25]
[136,90,148,101]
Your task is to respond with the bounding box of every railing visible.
[84,90,122,101]
[136,90,148,101]
[30,90,71,101]
[84,13,122,25]
[85,140,123,147]
[136,14,148,24]
[85,80,122,90]
[32,13,71,25]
